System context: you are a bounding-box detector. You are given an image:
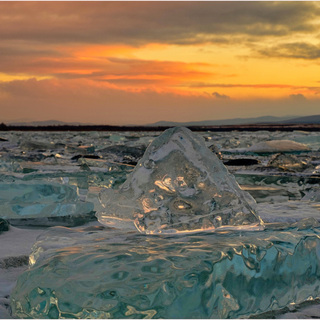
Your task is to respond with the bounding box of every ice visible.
[10,224,320,319]
[208,144,222,159]
[108,133,126,143]
[0,182,95,227]
[0,156,23,173]
[313,164,320,175]
[268,153,308,172]
[0,265,27,319]
[98,145,146,165]
[97,127,263,234]
[248,140,310,154]
[258,201,320,223]
[224,158,260,166]
[234,172,320,203]
[302,188,320,202]
[1,129,320,319]
[0,226,45,319]
[289,132,320,151]
[223,139,311,155]
[20,140,62,152]
[65,144,95,154]
[0,219,9,234]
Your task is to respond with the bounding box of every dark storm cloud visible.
[290,93,307,101]
[258,42,320,60]
[0,2,319,46]
[182,82,320,94]
[0,44,61,58]
[185,83,296,89]
[98,78,165,86]
[212,92,230,99]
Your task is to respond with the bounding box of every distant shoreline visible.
[1,123,320,132]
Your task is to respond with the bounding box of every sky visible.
[1,1,320,125]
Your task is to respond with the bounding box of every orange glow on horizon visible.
[1,1,320,124]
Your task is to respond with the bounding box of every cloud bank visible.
[1,2,320,124]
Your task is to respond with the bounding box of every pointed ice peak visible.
[98,127,264,234]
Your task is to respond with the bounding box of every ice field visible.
[1,128,320,318]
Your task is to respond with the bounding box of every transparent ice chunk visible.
[10,224,320,319]
[97,127,263,234]
[0,182,94,227]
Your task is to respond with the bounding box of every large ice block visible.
[98,127,263,234]
[10,225,320,319]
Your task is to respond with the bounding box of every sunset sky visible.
[1,1,320,125]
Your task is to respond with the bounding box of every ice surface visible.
[10,223,320,319]
[0,226,45,319]
[0,265,27,319]
[1,129,320,319]
[98,127,263,234]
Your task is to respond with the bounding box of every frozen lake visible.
[1,129,320,318]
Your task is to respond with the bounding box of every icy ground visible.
[1,129,320,318]
[0,227,43,318]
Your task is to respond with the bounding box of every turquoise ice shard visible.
[10,225,320,319]
[98,127,263,234]
[0,182,95,227]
